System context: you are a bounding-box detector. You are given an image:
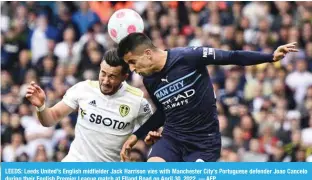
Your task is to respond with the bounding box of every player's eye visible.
[108,74,117,80]
[101,71,108,76]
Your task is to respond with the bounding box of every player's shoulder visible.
[165,47,190,64]
[84,80,100,89]
[169,46,200,59]
[170,47,190,55]
[124,82,144,98]
[71,80,99,90]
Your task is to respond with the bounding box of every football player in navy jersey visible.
[117,32,298,162]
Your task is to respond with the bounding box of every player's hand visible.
[144,131,162,146]
[25,81,46,107]
[120,134,138,162]
[273,42,298,61]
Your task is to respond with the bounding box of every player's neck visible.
[154,49,168,72]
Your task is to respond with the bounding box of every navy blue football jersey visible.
[136,46,273,149]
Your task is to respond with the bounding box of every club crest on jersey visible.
[119,104,130,117]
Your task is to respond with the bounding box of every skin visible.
[144,130,162,146]
[123,46,167,76]
[25,61,128,127]
[99,61,128,95]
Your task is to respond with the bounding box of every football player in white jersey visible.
[25,49,153,162]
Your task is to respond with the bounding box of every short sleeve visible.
[136,98,154,126]
[62,83,80,109]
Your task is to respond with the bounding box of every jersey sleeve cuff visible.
[268,54,275,62]
[62,99,77,110]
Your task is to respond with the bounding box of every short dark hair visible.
[102,48,129,74]
[117,32,156,58]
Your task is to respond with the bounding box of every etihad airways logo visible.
[162,89,195,110]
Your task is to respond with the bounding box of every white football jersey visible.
[61,80,153,162]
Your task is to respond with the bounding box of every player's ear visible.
[144,49,152,60]
[144,49,152,56]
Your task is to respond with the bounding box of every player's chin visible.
[101,87,113,95]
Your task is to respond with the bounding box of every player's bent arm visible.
[133,109,165,139]
[120,109,165,161]
[134,80,165,139]
[37,101,75,127]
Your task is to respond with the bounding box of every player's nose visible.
[102,77,110,84]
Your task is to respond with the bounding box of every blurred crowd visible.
[1,1,312,162]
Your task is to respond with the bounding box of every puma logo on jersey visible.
[161,76,169,83]
[89,100,97,107]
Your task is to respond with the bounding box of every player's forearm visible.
[36,101,74,127]
[133,109,165,139]
[228,50,273,65]
[214,50,274,66]
[36,107,61,127]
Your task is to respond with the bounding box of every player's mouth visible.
[101,84,112,90]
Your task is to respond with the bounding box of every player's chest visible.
[147,65,204,111]
[77,93,137,130]
[151,67,202,100]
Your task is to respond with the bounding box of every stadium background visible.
[1,1,312,162]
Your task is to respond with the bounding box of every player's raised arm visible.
[185,42,298,66]
[120,83,166,161]
[25,81,75,127]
